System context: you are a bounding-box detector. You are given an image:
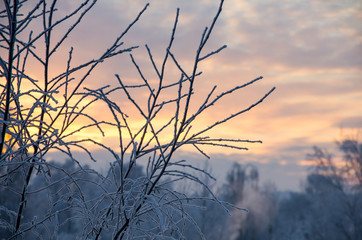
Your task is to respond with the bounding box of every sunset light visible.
[1,0,361,239]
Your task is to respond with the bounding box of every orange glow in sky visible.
[6,0,361,190]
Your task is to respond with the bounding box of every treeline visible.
[184,137,362,240]
[1,137,361,239]
[0,160,144,239]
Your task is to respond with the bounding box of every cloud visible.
[26,0,362,192]
[335,116,362,128]
[212,0,362,71]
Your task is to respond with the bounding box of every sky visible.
[18,0,362,191]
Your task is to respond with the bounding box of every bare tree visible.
[0,0,274,239]
[304,135,362,240]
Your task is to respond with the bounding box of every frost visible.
[0,0,274,239]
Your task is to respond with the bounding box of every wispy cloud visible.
[45,0,362,190]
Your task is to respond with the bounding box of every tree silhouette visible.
[0,0,274,239]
